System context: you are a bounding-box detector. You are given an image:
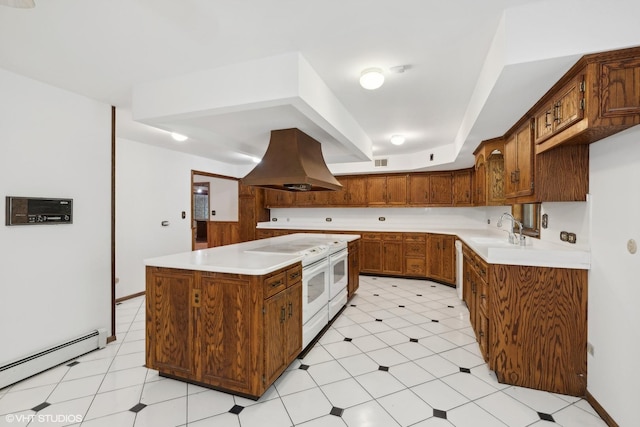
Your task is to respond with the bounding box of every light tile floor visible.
[0,276,608,427]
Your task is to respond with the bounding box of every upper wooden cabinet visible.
[474,137,506,206]
[504,120,534,199]
[532,46,640,154]
[429,172,453,205]
[264,189,294,208]
[366,175,407,206]
[453,169,473,206]
[407,174,430,205]
[327,175,367,206]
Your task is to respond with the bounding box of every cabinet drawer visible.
[382,233,403,241]
[403,233,426,243]
[264,272,287,299]
[286,264,302,286]
[405,258,426,276]
[362,232,382,240]
[404,243,426,256]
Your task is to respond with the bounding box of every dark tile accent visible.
[431,285,436,287]
[373,294,379,296]
[538,412,555,422]
[299,364,310,370]
[378,366,389,372]
[375,319,383,322]
[350,304,357,307]
[398,305,405,308]
[459,367,471,373]
[447,305,455,308]
[330,407,344,417]
[31,402,50,412]
[66,361,80,367]
[229,405,244,415]
[344,337,353,342]
[392,285,397,287]
[409,338,419,343]
[416,294,423,296]
[433,409,447,419]
[431,319,440,323]
[129,403,147,413]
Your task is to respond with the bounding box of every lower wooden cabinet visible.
[426,234,456,284]
[146,263,302,399]
[403,233,427,277]
[348,240,360,298]
[462,243,588,396]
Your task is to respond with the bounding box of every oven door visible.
[302,258,329,324]
[329,247,348,299]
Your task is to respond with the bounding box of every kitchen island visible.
[144,233,359,399]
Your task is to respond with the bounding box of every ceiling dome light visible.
[359,68,385,90]
[390,134,405,145]
[171,132,188,142]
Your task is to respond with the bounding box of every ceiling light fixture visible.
[171,132,188,142]
[359,68,385,90]
[390,134,406,145]
[0,0,35,8]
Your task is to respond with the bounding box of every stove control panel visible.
[5,196,73,225]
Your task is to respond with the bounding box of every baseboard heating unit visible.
[0,328,107,389]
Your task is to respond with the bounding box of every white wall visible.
[0,69,111,364]
[115,139,239,299]
[587,127,640,426]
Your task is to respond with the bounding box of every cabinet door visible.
[552,76,584,134]
[426,235,443,280]
[285,282,303,362]
[146,268,195,378]
[347,176,367,205]
[429,173,453,205]
[486,153,505,205]
[382,237,403,275]
[408,174,430,205]
[348,241,360,297]
[440,235,456,284]
[427,234,455,284]
[264,290,288,385]
[474,157,486,206]
[504,134,518,198]
[328,176,350,205]
[366,176,387,205]
[360,234,383,273]
[265,189,293,207]
[386,175,407,205]
[199,275,254,390]
[514,123,534,197]
[533,101,556,144]
[453,170,473,206]
[600,57,640,118]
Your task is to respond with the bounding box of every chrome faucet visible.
[497,213,525,246]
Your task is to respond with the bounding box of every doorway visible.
[193,181,210,250]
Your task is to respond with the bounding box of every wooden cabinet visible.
[382,233,403,274]
[403,233,427,277]
[239,188,269,242]
[347,240,360,298]
[360,232,403,275]
[407,174,430,205]
[462,245,489,361]
[490,264,587,396]
[264,189,294,207]
[264,281,302,385]
[328,176,365,206]
[360,233,383,273]
[146,263,302,399]
[453,169,473,206]
[533,47,640,154]
[504,120,534,199]
[295,191,328,206]
[428,172,453,205]
[366,175,407,206]
[473,137,505,206]
[426,234,455,284]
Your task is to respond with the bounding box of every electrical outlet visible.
[211,210,216,216]
[560,231,569,241]
[325,218,332,222]
[567,233,577,244]
[541,213,548,229]
[378,217,386,221]
[587,342,595,356]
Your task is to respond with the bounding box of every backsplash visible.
[540,200,590,249]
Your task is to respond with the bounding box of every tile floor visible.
[0,276,608,427]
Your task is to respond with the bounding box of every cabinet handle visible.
[510,171,516,183]
[192,289,201,308]
[288,302,293,318]
[514,170,520,183]
[289,271,300,281]
[479,331,484,338]
[544,110,552,128]
[271,279,284,288]
[280,307,286,323]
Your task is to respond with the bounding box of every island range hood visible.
[241,128,343,192]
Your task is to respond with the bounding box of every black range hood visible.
[241,128,343,192]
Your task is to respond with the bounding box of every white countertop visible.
[144,233,361,275]
[257,222,591,269]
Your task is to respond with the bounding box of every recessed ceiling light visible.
[171,132,188,142]
[390,134,405,145]
[360,68,385,90]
